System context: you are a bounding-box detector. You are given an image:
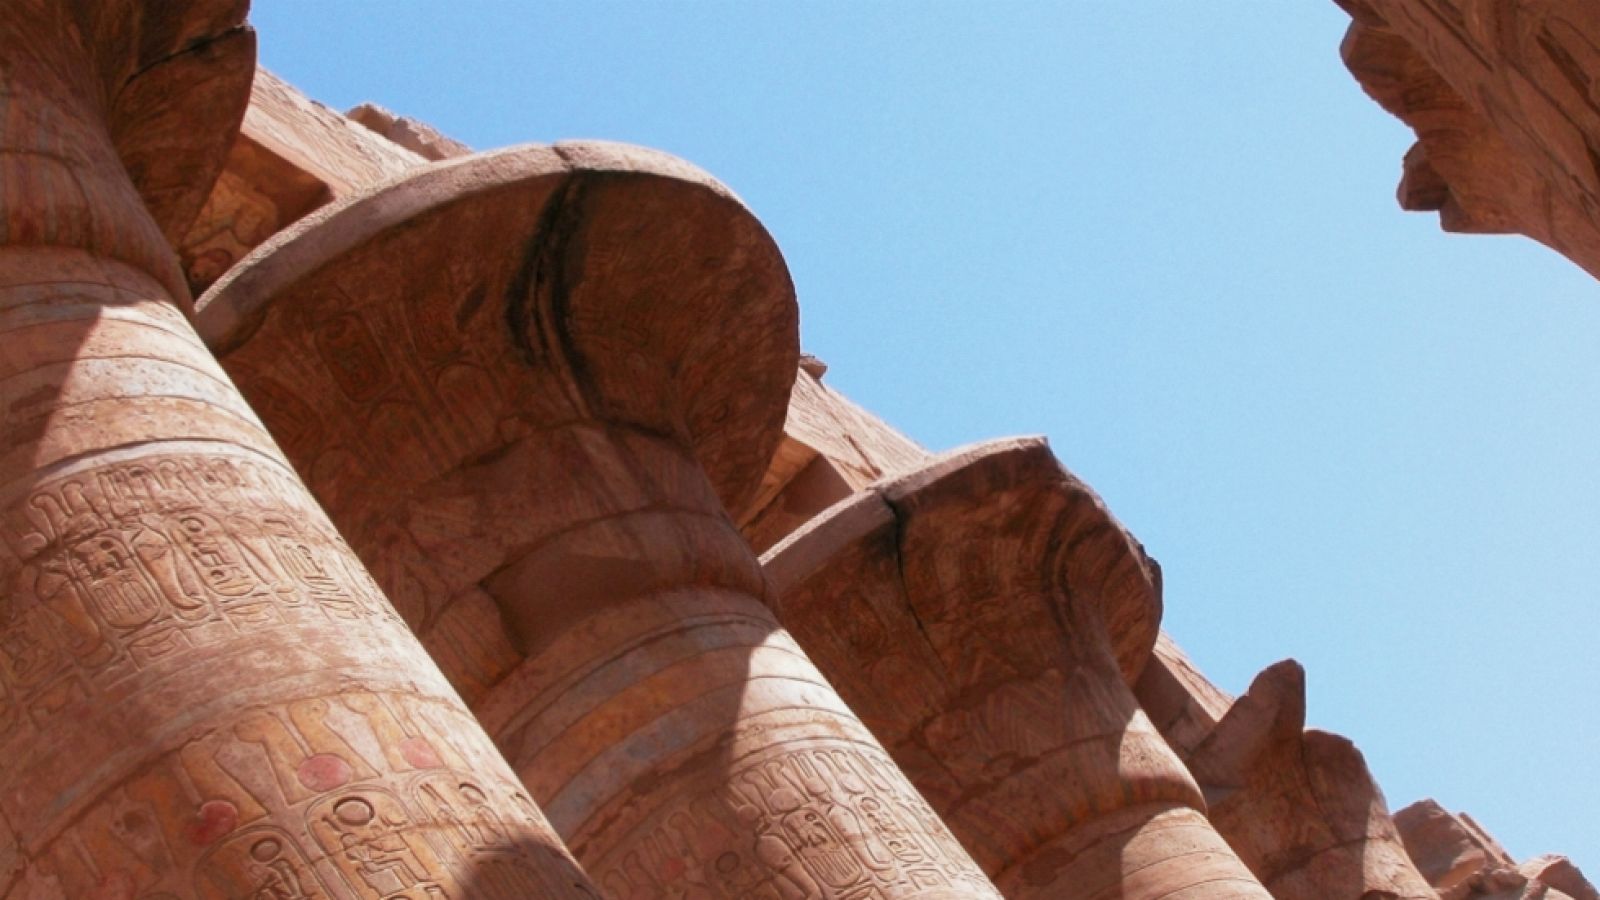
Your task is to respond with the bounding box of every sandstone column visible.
[198,142,1004,898]
[763,438,1274,898]
[0,3,599,896]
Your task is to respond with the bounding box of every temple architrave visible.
[0,1,1590,897]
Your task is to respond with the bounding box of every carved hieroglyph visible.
[198,141,1003,897]
[0,2,599,896]
[763,438,1273,898]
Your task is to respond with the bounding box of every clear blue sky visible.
[252,2,1598,864]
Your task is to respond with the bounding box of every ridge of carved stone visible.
[196,143,564,348]
[894,436,1161,681]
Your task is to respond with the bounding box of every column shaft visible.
[475,424,1001,899]
[0,7,598,895]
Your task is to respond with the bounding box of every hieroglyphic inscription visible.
[20,687,588,898]
[198,825,336,898]
[0,452,398,736]
[309,789,449,897]
[598,743,994,899]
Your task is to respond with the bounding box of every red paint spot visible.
[400,736,442,769]
[297,753,354,792]
[659,857,687,880]
[185,799,237,846]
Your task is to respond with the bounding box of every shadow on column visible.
[764,437,1275,897]
[1183,660,1437,899]
[199,141,1004,897]
[0,5,606,894]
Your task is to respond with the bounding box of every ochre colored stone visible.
[176,69,430,295]
[1334,0,1600,279]
[763,437,1271,897]
[198,142,1003,897]
[7,3,1585,893]
[0,2,600,895]
[739,365,930,554]
[1182,661,1435,899]
[1395,800,1596,900]
[1133,632,1237,759]
[747,369,1436,897]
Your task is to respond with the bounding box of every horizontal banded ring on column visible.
[0,2,602,894]
[199,141,1004,895]
[764,437,1274,898]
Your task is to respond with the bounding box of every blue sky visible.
[252,2,1599,863]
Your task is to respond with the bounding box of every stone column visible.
[0,3,599,896]
[197,142,1004,898]
[763,438,1274,898]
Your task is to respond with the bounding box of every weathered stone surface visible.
[764,437,1272,897]
[1135,639,1438,897]
[748,363,1434,898]
[740,365,930,553]
[1521,856,1600,900]
[199,141,1002,897]
[184,79,919,548]
[348,102,474,161]
[176,69,429,295]
[0,2,599,896]
[1183,662,1435,899]
[1334,0,1600,279]
[1396,799,1514,895]
[1133,631,1236,759]
[12,2,1583,893]
[1395,800,1595,900]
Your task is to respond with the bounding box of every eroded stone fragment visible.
[0,2,599,896]
[763,437,1272,898]
[199,141,1003,897]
